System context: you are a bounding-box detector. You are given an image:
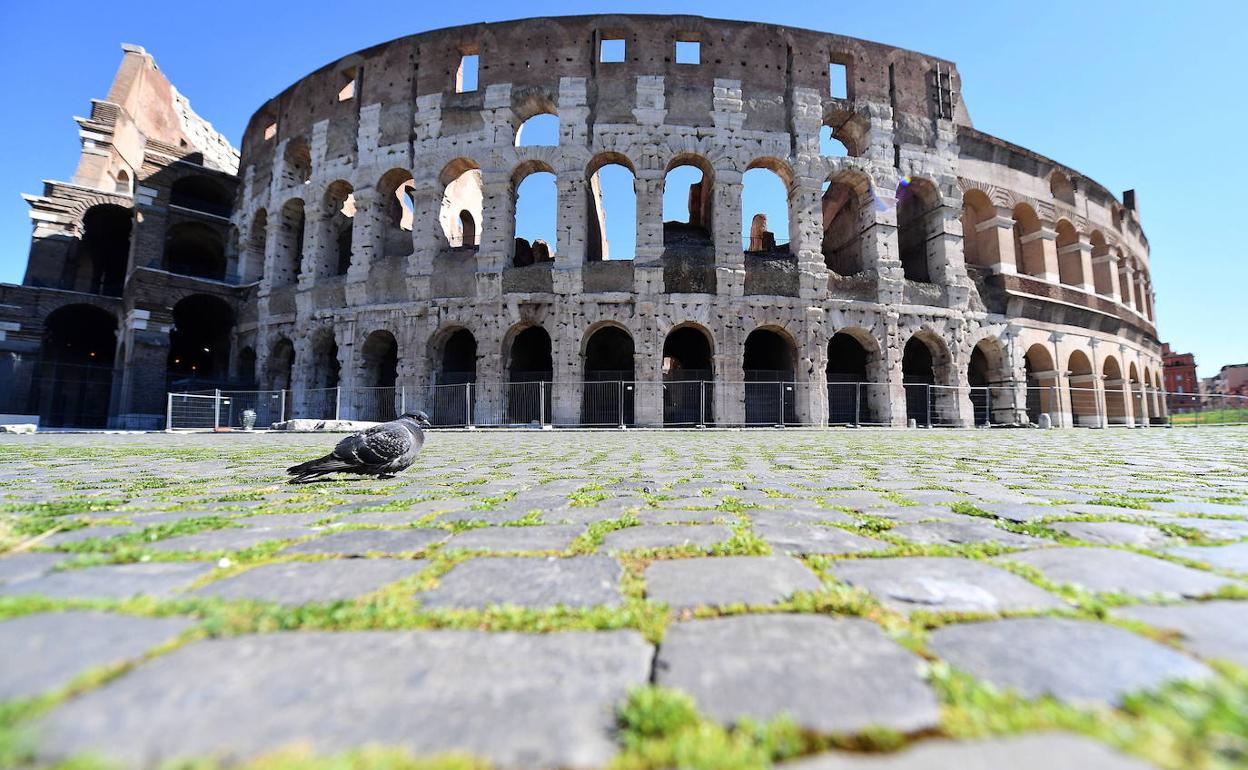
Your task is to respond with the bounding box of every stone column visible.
[406,180,443,298]
[1094,252,1121,301]
[977,209,1017,274]
[634,171,665,295]
[346,188,379,305]
[1020,226,1060,282]
[475,329,505,426]
[712,170,744,298]
[633,317,663,427]
[883,316,908,427]
[1120,265,1137,311]
[476,174,514,297]
[790,180,828,301]
[334,320,357,420]
[554,175,585,295]
[1060,236,1096,292]
[714,349,745,426]
[552,322,580,427]
[1048,332,1072,429]
[115,307,172,430]
[865,173,903,306]
[798,310,828,426]
[926,204,971,309]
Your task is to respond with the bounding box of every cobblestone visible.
[1,428,1245,769]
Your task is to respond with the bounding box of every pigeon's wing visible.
[332,422,414,467]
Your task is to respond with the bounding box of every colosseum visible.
[0,15,1164,430]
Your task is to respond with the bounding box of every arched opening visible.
[430,328,477,426]
[896,177,940,283]
[960,190,995,269]
[742,166,789,254]
[663,158,713,245]
[358,330,399,422]
[438,161,482,250]
[821,174,869,276]
[1023,344,1058,424]
[662,325,714,426]
[581,326,635,425]
[968,338,1011,425]
[743,328,797,425]
[35,304,117,427]
[242,210,267,283]
[309,331,340,390]
[902,333,955,426]
[505,325,553,424]
[170,176,233,218]
[516,113,560,147]
[437,329,477,385]
[114,169,131,195]
[1103,356,1128,425]
[586,159,636,261]
[1055,220,1082,287]
[1067,350,1098,427]
[1012,204,1045,278]
[513,166,557,266]
[1049,171,1075,206]
[378,168,416,257]
[283,138,312,186]
[1090,232,1112,296]
[320,181,355,276]
[273,199,305,287]
[167,294,233,389]
[826,331,878,424]
[819,125,849,157]
[237,346,257,387]
[163,222,226,280]
[73,204,131,296]
[268,337,295,390]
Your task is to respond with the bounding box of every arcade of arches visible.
[245,320,1164,429]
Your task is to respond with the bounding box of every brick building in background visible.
[1162,344,1198,394]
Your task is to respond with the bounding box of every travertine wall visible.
[228,15,1161,427]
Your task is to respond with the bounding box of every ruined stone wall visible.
[224,14,1162,428]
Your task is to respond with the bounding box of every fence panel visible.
[164,380,1248,430]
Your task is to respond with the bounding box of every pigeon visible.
[286,410,432,484]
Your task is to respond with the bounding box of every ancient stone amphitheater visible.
[1,16,1164,429]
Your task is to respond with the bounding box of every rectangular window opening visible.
[829,62,848,99]
[456,53,479,93]
[338,68,357,102]
[600,38,625,63]
[675,40,700,65]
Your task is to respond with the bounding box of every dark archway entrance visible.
[167,295,233,390]
[743,328,797,425]
[582,326,635,426]
[662,326,714,425]
[359,331,399,422]
[73,205,131,296]
[506,326,553,424]
[431,328,477,426]
[35,305,117,427]
[902,336,936,425]
[826,332,872,424]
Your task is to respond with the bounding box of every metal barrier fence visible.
[161,380,1236,430]
[1166,393,1248,426]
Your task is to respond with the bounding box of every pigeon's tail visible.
[286,454,352,484]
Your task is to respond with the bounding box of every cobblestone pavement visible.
[1,428,1246,769]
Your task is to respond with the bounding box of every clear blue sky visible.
[0,0,1242,377]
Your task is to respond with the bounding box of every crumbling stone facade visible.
[2,17,1164,428]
